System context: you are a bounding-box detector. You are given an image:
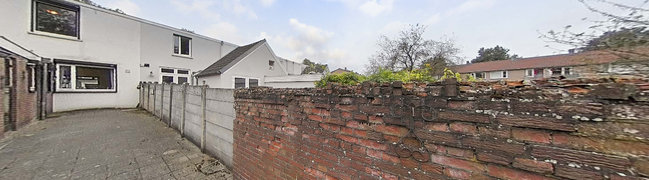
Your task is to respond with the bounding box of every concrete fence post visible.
[168,84,173,127]
[146,83,150,112]
[200,85,207,152]
[181,83,187,137]
[160,84,165,120]
[153,83,157,116]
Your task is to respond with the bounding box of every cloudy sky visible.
[92,0,638,72]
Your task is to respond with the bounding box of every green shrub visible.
[367,68,436,83]
[315,72,367,88]
[315,67,474,88]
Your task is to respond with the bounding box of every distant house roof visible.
[451,49,646,73]
[195,39,266,77]
[331,68,354,75]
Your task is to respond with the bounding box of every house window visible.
[56,64,116,92]
[173,34,191,56]
[249,79,259,88]
[489,71,508,79]
[28,65,36,92]
[178,77,188,84]
[160,67,190,84]
[234,78,246,89]
[526,69,535,77]
[472,72,485,79]
[551,67,573,76]
[551,67,562,76]
[269,60,275,70]
[162,76,174,84]
[33,1,80,38]
[564,67,572,75]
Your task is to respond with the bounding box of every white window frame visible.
[173,34,192,57]
[471,72,485,79]
[31,0,80,40]
[550,67,573,76]
[525,69,535,77]
[232,76,261,89]
[55,63,116,92]
[159,67,190,84]
[489,71,508,79]
[28,64,36,92]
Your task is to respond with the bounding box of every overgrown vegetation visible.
[315,66,473,88]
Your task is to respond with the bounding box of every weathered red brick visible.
[444,168,472,180]
[424,123,449,132]
[431,154,486,172]
[554,164,604,180]
[487,164,552,180]
[374,124,409,137]
[439,111,490,123]
[531,146,630,172]
[513,158,554,174]
[498,116,576,132]
[450,122,478,135]
[512,128,551,144]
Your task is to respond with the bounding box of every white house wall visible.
[199,44,286,88]
[138,23,237,83]
[0,0,142,112]
[0,0,238,112]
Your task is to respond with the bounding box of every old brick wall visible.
[0,56,38,138]
[233,78,649,180]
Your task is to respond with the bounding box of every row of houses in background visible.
[451,48,649,81]
[0,0,323,136]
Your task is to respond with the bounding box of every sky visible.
[92,0,642,73]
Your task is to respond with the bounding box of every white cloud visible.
[425,13,441,25]
[170,0,220,21]
[446,0,495,16]
[105,0,140,15]
[203,22,243,44]
[169,0,257,20]
[228,0,258,19]
[359,0,395,17]
[259,19,346,65]
[260,0,276,7]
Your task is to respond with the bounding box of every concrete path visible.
[0,109,232,180]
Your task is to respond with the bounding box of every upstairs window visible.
[269,60,275,70]
[173,34,191,56]
[33,1,80,38]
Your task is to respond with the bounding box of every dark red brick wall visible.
[233,79,649,180]
[0,56,38,138]
[14,59,37,128]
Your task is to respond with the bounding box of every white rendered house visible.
[0,0,238,112]
[195,39,322,89]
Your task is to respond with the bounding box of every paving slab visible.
[0,109,231,180]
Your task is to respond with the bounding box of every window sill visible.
[28,31,82,42]
[172,54,193,59]
[55,90,117,93]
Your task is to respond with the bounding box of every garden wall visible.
[233,78,649,179]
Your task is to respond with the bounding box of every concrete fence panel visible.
[139,82,242,170]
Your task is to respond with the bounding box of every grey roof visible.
[196,39,266,77]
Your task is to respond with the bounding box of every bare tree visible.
[541,0,649,57]
[365,24,462,75]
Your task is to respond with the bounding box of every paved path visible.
[0,109,231,180]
